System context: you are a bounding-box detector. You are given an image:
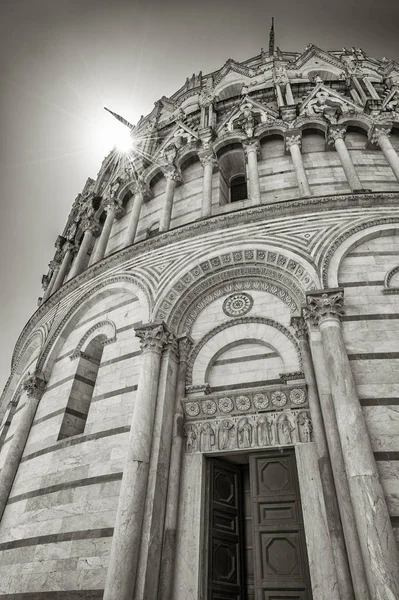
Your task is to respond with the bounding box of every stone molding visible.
[177,335,193,363]
[305,289,345,325]
[69,320,117,360]
[135,322,174,355]
[186,316,302,385]
[291,316,308,340]
[327,125,346,145]
[383,264,399,294]
[23,373,47,400]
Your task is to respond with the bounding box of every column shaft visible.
[378,134,399,183]
[124,191,144,246]
[159,337,192,600]
[67,229,93,280]
[52,248,73,294]
[103,324,170,600]
[159,177,177,232]
[42,267,59,300]
[90,207,115,264]
[285,82,294,105]
[295,325,354,599]
[289,142,311,197]
[245,144,261,204]
[309,329,370,600]
[275,84,284,107]
[201,161,214,218]
[334,137,363,191]
[0,375,46,521]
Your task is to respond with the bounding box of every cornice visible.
[8,191,399,380]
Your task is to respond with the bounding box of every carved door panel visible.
[249,450,312,600]
[207,458,245,600]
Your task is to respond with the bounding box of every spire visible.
[104,107,134,130]
[269,17,275,56]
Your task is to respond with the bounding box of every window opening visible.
[230,174,248,202]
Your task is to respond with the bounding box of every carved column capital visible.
[198,150,217,169]
[55,235,66,251]
[327,126,346,145]
[369,124,392,145]
[291,316,308,340]
[162,163,182,183]
[23,373,47,399]
[177,335,194,363]
[133,178,152,200]
[81,216,101,237]
[135,322,171,354]
[242,138,260,157]
[305,289,345,326]
[103,198,125,219]
[285,131,302,151]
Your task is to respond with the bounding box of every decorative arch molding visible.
[337,114,373,133]
[154,248,316,325]
[383,264,399,294]
[294,117,328,134]
[165,272,300,335]
[70,320,117,360]
[321,220,399,288]
[37,275,150,378]
[186,316,301,386]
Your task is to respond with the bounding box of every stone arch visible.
[321,221,399,288]
[294,117,328,134]
[37,277,150,379]
[187,317,301,386]
[384,264,399,293]
[70,320,117,359]
[256,125,286,141]
[337,114,372,133]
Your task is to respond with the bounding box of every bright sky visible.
[0,0,398,392]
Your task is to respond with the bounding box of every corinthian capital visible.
[23,373,47,399]
[162,163,182,183]
[133,178,152,200]
[285,133,302,151]
[291,316,308,340]
[198,150,217,168]
[327,126,346,145]
[135,322,171,354]
[103,198,125,218]
[177,335,194,363]
[370,124,392,145]
[242,138,260,156]
[305,289,345,326]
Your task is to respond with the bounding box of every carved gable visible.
[291,45,344,77]
[299,83,362,121]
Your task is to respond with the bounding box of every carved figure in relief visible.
[299,411,312,443]
[185,424,198,453]
[238,418,253,448]
[257,416,272,446]
[218,419,234,450]
[279,415,295,445]
[201,422,216,451]
[304,91,348,123]
[238,103,255,138]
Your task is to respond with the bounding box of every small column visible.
[370,125,399,183]
[243,138,261,205]
[159,335,193,600]
[103,322,172,600]
[199,151,216,218]
[285,131,312,197]
[292,317,354,600]
[275,84,285,107]
[42,260,60,301]
[328,126,363,191]
[124,180,151,246]
[306,290,399,598]
[352,77,367,104]
[285,82,295,105]
[0,373,46,520]
[363,77,380,100]
[159,165,182,233]
[67,218,100,280]
[51,241,75,294]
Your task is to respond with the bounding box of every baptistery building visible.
[1,41,399,600]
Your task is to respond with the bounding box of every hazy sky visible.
[0,0,398,392]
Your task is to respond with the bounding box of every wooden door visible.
[207,459,245,600]
[249,450,312,600]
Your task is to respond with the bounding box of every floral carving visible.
[186,402,200,417]
[218,397,234,413]
[253,393,269,409]
[271,390,287,407]
[290,388,306,405]
[202,399,217,415]
[223,292,254,317]
[236,395,251,411]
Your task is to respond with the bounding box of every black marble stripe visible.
[211,379,282,392]
[360,398,399,406]
[349,251,399,256]
[91,385,138,403]
[343,314,399,321]
[45,374,94,394]
[32,408,65,426]
[391,516,399,527]
[20,426,130,463]
[1,434,13,447]
[0,528,113,551]
[374,452,399,461]
[76,298,138,330]
[8,472,123,505]
[65,407,87,420]
[116,321,142,333]
[100,350,141,368]
[339,280,384,287]
[348,352,399,360]
[0,592,103,599]
[214,352,279,366]
[13,402,26,416]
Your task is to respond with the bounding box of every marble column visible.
[243,138,261,205]
[51,242,75,294]
[67,218,100,280]
[285,132,312,197]
[371,126,399,183]
[363,77,380,100]
[292,317,354,600]
[159,165,181,233]
[135,332,180,600]
[199,151,216,218]
[328,126,363,192]
[124,180,151,246]
[306,289,399,599]
[90,200,121,264]
[275,83,285,107]
[159,335,193,600]
[103,322,172,600]
[285,82,295,105]
[0,373,46,521]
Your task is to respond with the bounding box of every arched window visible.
[58,336,104,439]
[230,174,248,202]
